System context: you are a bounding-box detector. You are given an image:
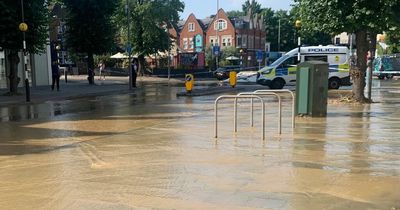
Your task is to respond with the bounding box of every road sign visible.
[213,46,220,56]
[256,50,263,62]
[126,44,132,54]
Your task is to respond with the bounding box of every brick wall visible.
[179,14,206,53]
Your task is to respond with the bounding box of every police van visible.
[256,46,351,89]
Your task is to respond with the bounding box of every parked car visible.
[213,66,241,80]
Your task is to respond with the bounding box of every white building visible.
[333,32,356,46]
[0,45,52,90]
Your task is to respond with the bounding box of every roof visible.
[198,17,213,30]
[176,20,185,32]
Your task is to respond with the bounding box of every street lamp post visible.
[126,0,133,90]
[278,19,281,52]
[215,0,219,69]
[19,0,30,102]
[240,49,243,71]
[295,20,302,62]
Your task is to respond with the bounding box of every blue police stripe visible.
[329,65,339,72]
[276,68,288,76]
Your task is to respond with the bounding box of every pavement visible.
[0,75,181,106]
[0,75,283,107]
[0,76,399,209]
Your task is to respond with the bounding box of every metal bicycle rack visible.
[254,89,295,129]
[214,95,265,140]
[236,92,282,134]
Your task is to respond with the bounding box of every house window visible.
[183,38,188,49]
[210,36,218,46]
[189,38,194,49]
[222,39,226,47]
[237,37,242,46]
[188,23,195,32]
[335,37,340,45]
[214,19,227,31]
[227,38,231,46]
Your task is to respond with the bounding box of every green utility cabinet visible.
[295,61,329,117]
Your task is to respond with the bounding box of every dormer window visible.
[188,23,195,32]
[214,19,227,31]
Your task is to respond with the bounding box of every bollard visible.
[229,71,237,88]
[185,74,194,93]
[25,78,30,102]
[64,67,68,83]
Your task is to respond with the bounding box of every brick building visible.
[206,9,266,66]
[174,9,266,68]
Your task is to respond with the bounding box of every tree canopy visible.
[0,0,48,53]
[63,0,118,56]
[115,0,184,75]
[63,0,118,83]
[0,0,49,94]
[226,10,245,18]
[242,0,262,15]
[295,0,400,102]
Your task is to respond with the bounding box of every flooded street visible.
[0,81,399,209]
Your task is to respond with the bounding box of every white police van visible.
[256,46,351,89]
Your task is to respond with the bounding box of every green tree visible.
[290,6,332,46]
[226,10,245,18]
[386,31,400,54]
[206,46,239,69]
[296,0,399,102]
[115,0,184,80]
[0,0,48,94]
[274,10,297,52]
[242,0,262,15]
[63,0,118,84]
[263,8,332,52]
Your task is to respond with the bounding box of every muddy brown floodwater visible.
[0,81,399,209]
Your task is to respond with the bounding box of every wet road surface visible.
[0,80,399,209]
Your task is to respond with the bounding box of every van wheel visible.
[271,78,285,89]
[328,77,341,89]
[386,74,394,79]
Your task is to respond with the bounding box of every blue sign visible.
[213,46,220,56]
[256,50,263,62]
[126,44,132,54]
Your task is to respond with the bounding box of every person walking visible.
[99,62,106,80]
[132,60,138,88]
[51,61,60,91]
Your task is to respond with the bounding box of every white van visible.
[256,46,351,89]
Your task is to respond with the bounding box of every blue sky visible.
[180,0,293,19]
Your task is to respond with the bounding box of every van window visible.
[279,56,299,68]
[305,55,328,62]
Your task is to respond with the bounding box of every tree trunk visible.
[138,54,145,77]
[7,50,20,95]
[351,30,368,102]
[87,52,95,84]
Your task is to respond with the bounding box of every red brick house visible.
[178,14,207,68]
[172,9,266,68]
[179,13,207,53]
[205,9,266,66]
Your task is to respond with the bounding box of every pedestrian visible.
[51,61,60,91]
[99,62,106,80]
[132,60,138,88]
[88,67,95,84]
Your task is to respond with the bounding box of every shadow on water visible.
[0,128,120,156]
[0,84,201,156]
[0,83,181,122]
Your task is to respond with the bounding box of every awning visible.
[110,52,128,59]
[226,56,240,60]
